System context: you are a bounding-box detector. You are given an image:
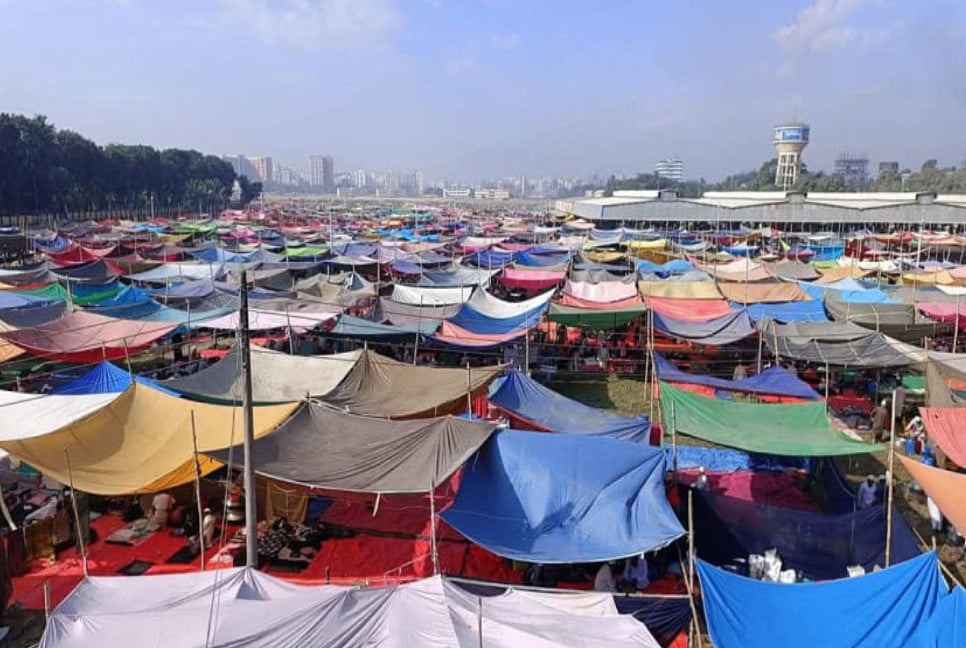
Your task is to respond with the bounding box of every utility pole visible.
[239,270,257,567]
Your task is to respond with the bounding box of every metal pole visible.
[886,389,896,567]
[239,270,258,567]
[190,411,206,571]
[63,448,88,577]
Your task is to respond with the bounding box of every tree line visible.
[606,158,966,197]
[0,113,261,217]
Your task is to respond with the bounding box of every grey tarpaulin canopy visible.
[366,297,461,326]
[824,293,942,344]
[768,260,820,282]
[210,402,496,493]
[321,350,505,418]
[762,320,926,368]
[165,346,363,404]
[295,272,377,309]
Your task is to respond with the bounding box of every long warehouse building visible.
[556,190,966,226]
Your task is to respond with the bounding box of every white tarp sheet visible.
[41,570,660,648]
[465,288,555,318]
[392,284,474,306]
[0,391,120,441]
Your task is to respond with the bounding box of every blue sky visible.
[0,0,963,182]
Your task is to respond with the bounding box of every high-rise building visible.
[309,155,324,187]
[247,156,274,183]
[322,156,335,190]
[878,161,900,175]
[354,169,367,188]
[411,171,424,195]
[833,153,870,188]
[223,155,259,180]
[773,123,809,190]
[654,157,684,182]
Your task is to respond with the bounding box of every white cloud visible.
[771,0,888,54]
[223,0,400,51]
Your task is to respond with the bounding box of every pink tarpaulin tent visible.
[0,311,177,363]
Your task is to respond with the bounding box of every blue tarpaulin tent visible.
[697,551,944,648]
[654,353,820,399]
[442,431,684,563]
[489,371,651,442]
[513,251,570,267]
[448,302,546,335]
[908,586,966,648]
[464,250,513,268]
[743,299,830,323]
[51,361,179,396]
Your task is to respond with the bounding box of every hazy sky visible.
[1,0,963,182]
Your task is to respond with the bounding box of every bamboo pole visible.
[64,448,88,577]
[686,489,704,648]
[886,389,896,567]
[429,481,439,575]
[190,411,206,571]
[756,328,764,374]
[43,580,51,622]
[466,362,472,417]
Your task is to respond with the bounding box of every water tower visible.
[773,122,810,190]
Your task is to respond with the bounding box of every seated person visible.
[148,491,175,530]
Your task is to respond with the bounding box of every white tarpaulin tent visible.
[41,569,660,648]
[391,284,474,306]
[465,287,555,318]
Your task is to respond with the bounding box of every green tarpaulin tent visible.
[547,303,646,329]
[660,382,882,456]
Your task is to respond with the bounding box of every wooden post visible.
[239,270,258,567]
[413,296,423,366]
[670,399,678,474]
[190,411,206,571]
[64,448,88,577]
[886,389,897,567]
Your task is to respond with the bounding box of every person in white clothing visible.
[202,508,216,546]
[593,562,615,592]
[857,475,877,509]
[149,492,175,530]
[694,466,709,491]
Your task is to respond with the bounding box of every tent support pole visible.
[886,390,896,567]
[466,363,472,417]
[954,292,961,354]
[414,296,422,366]
[685,489,704,648]
[477,596,484,647]
[429,481,439,575]
[239,269,258,568]
[756,328,763,374]
[524,314,530,376]
[43,579,51,622]
[670,400,678,475]
[64,448,88,577]
[190,411,206,571]
[824,361,830,401]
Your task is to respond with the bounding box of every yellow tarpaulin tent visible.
[0,384,298,495]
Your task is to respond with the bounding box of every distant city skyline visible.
[3,1,962,181]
